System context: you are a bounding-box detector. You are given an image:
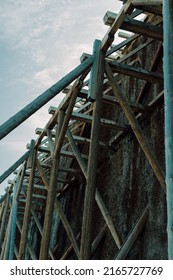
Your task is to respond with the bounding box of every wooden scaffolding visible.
[0,0,169,260]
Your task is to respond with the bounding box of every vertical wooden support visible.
[105,63,166,191]
[67,128,121,249]
[1,211,12,260]
[16,218,37,260]
[37,158,80,259]
[39,76,85,259]
[80,40,105,259]
[163,0,173,260]
[18,140,37,259]
[0,190,11,250]
[39,112,64,260]
[9,163,26,260]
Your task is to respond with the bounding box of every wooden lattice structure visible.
[0,0,171,260]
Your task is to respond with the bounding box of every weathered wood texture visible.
[80,40,105,259]
[18,141,37,259]
[105,63,166,192]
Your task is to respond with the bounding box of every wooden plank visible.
[0,56,93,140]
[115,204,149,259]
[80,40,104,259]
[105,63,166,191]
[71,112,131,131]
[104,11,163,40]
[37,160,80,260]
[18,141,37,259]
[9,175,21,259]
[108,60,163,83]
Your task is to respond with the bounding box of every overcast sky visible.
[0,0,122,195]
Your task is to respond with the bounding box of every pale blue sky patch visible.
[0,0,122,195]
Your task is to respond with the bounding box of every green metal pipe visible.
[0,151,29,184]
[0,56,93,140]
[163,0,173,260]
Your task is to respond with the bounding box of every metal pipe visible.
[0,56,93,140]
[163,0,173,260]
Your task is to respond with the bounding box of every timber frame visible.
[0,0,170,260]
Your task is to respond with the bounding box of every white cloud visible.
[0,0,122,194]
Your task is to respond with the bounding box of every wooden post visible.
[21,182,55,259]
[9,175,21,259]
[80,40,105,259]
[115,205,149,260]
[37,159,80,259]
[18,140,37,259]
[163,0,173,260]
[39,74,87,259]
[105,63,166,191]
[16,218,37,260]
[39,112,64,260]
[66,128,121,250]
[0,190,11,250]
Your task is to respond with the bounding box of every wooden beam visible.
[95,190,122,249]
[9,177,21,259]
[137,42,163,103]
[0,190,11,250]
[18,140,37,260]
[108,60,163,83]
[104,11,163,40]
[37,160,80,260]
[71,112,131,131]
[39,127,62,260]
[101,1,134,52]
[105,63,166,191]
[80,40,105,259]
[115,204,149,259]
[0,56,93,140]
[66,129,122,250]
